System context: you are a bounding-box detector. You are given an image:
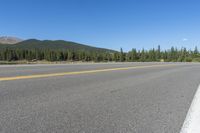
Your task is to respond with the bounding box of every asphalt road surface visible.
[0,62,200,133]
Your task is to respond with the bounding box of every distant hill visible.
[0,36,23,44]
[0,39,116,53]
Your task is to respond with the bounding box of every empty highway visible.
[0,62,200,133]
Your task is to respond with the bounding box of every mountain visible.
[0,39,116,53]
[0,36,23,44]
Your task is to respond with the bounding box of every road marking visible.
[180,85,200,133]
[0,64,177,81]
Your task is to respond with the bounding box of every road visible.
[0,62,200,133]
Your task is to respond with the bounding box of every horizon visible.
[1,36,199,52]
[1,0,200,51]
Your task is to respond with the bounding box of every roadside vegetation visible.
[0,45,200,63]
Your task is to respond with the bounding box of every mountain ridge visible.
[0,38,116,53]
[0,36,23,44]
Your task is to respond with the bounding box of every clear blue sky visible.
[1,0,200,51]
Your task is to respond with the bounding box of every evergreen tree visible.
[120,48,125,62]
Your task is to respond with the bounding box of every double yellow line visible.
[0,64,177,81]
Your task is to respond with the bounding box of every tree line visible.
[0,46,200,62]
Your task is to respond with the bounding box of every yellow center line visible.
[0,64,178,81]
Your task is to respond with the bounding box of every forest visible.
[0,45,199,62]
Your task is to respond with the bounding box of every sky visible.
[1,0,200,51]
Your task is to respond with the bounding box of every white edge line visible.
[180,84,200,133]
